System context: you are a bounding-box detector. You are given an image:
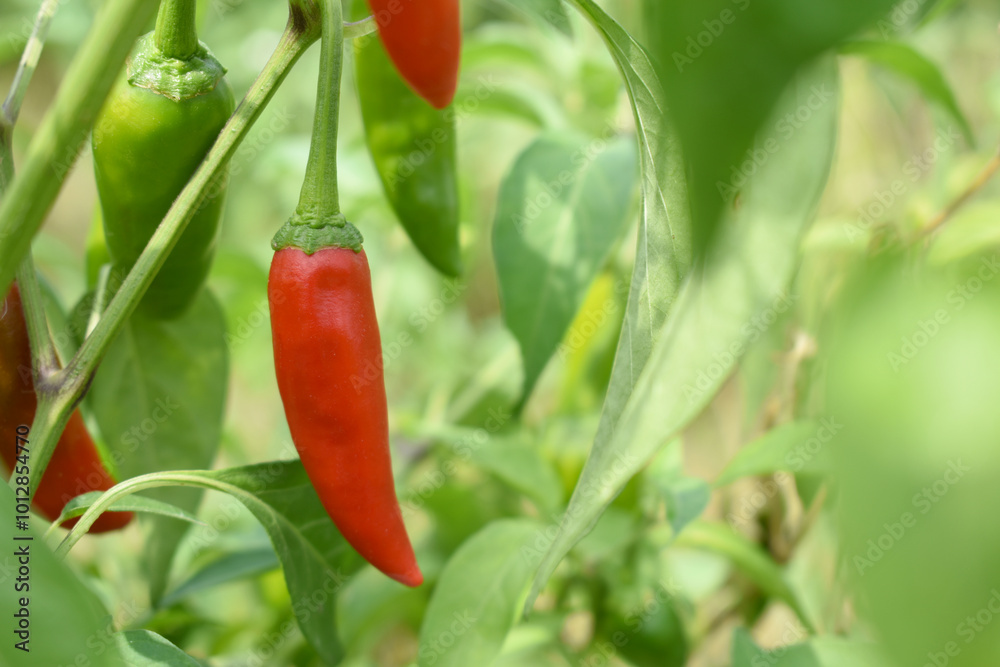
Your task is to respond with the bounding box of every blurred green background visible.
[3,0,1000,665]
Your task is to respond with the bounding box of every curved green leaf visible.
[116,630,203,666]
[159,547,279,609]
[841,40,973,145]
[493,132,638,405]
[526,57,841,611]
[714,420,833,487]
[643,0,897,256]
[419,519,544,667]
[678,522,813,631]
[566,0,693,519]
[208,461,363,664]
[53,490,203,528]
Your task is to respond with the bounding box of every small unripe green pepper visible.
[92,0,233,319]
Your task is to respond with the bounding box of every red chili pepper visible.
[366,0,461,109]
[269,246,422,587]
[0,285,132,533]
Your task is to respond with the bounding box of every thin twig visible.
[918,143,1000,240]
[1,0,61,128]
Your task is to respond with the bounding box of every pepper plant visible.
[1,0,999,665]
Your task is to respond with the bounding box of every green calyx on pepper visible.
[93,0,234,320]
[270,208,364,255]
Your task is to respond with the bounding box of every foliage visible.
[1,0,998,665]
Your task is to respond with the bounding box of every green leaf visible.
[466,436,564,512]
[208,461,362,664]
[159,547,279,609]
[645,439,710,535]
[678,523,814,631]
[526,57,840,610]
[353,0,462,275]
[53,490,204,528]
[116,630,203,666]
[89,289,228,603]
[566,0,693,530]
[493,132,638,405]
[336,565,428,652]
[732,629,891,667]
[840,40,973,145]
[714,421,834,487]
[418,519,544,667]
[0,484,125,666]
[643,0,897,256]
[457,82,563,128]
[499,0,573,36]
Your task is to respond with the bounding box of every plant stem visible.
[1,0,61,194]
[0,0,157,299]
[295,0,345,220]
[344,14,377,40]
[14,257,58,379]
[54,471,255,557]
[674,521,816,633]
[918,143,1000,240]
[155,0,199,60]
[1,0,70,501]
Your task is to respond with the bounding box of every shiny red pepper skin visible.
[268,247,422,587]
[366,0,461,109]
[0,286,132,533]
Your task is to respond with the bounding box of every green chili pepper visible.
[352,0,462,276]
[92,0,234,319]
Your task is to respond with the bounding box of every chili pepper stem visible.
[272,0,366,253]
[296,0,345,220]
[14,256,59,379]
[154,0,199,60]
